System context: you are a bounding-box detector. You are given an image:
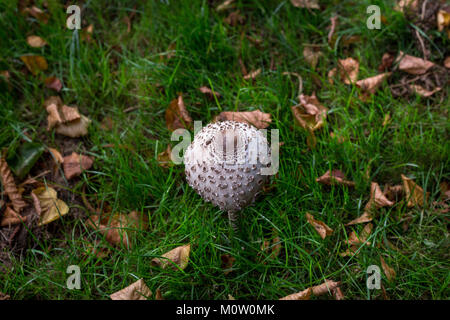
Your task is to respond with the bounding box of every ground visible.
[0,0,449,300]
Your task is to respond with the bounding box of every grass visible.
[0,0,449,300]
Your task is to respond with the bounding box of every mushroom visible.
[184,120,271,228]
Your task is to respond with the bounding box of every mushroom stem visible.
[228,210,238,231]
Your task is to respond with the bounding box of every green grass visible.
[0,0,449,300]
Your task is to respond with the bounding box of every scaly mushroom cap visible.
[184,121,270,212]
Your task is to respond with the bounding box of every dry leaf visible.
[165,95,192,131]
[333,287,345,300]
[157,145,174,168]
[303,46,322,69]
[63,152,94,179]
[0,206,27,227]
[26,35,47,48]
[356,72,391,94]
[279,288,312,300]
[364,182,394,213]
[401,174,428,207]
[383,184,404,202]
[380,256,396,281]
[445,57,450,69]
[395,51,435,75]
[437,10,450,32]
[224,10,245,26]
[198,86,221,100]
[216,0,235,12]
[305,213,333,239]
[31,187,69,226]
[110,279,152,300]
[410,85,442,97]
[0,292,10,300]
[290,0,319,9]
[86,211,147,249]
[55,115,91,137]
[155,288,164,300]
[23,6,49,24]
[0,157,27,213]
[291,93,328,131]
[327,67,337,85]
[221,254,236,275]
[338,58,359,84]
[215,110,272,129]
[44,77,62,92]
[243,68,261,80]
[20,55,48,75]
[378,53,395,72]
[316,169,355,187]
[347,223,373,246]
[311,280,341,296]
[151,244,191,270]
[345,212,373,226]
[394,0,419,13]
[48,147,64,165]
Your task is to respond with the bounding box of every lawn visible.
[0,0,449,300]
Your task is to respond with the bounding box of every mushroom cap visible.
[184,120,270,212]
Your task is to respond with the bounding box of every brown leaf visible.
[356,72,391,94]
[437,10,450,32]
[401,174,428,207]
[305,213,333,239]
[0,292,10,300]
[110,279,152,300]
[338,58,359,84]
[26,35,47,48]
[243,68,261,80]
[23,6,49,24]
[63,152,94,179]
[345,212,373,226]
[311,280,341,296]
[151,244,191,270]
[410,85,441,97]
[48,147,64,165]
[155,288,164,300]
[445,57,450,69]
[221,254,236,275]
[364,182,394,213]
[303,46,322,69]
[316,169,355,187]
[157,145,174,168]
[86,212,146,249]
[55,115,91,137]
[347,223,373,246]
[279,288,312,300]
[291,93,328,131]
[378,53,395,72]
[31,186,69,226]
[333,287,345,300]
[394,0,419,13]
[165,95,192,131]
[224,10,245,26]
[215,110,272,129]
[20,55,48,75]
[0,157,27,213]
[44,97,90,137]
[383,184,404,202]
[0,206,27,227]
[216,0,235,12]
[380,256,396,281]
[44,77,62,92]
[395,51,435,75]
[198,86,221,100]
[290,0,319,9]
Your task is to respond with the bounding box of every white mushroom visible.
[184,121,270,227]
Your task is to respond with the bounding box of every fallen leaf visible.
[0,157,27,213]
[110,279,152,300]
[216,0,235,12]
[48,148,64,165]
[380,256,396,281]
[303,46,322,69]
[215,110,272,129]
[395,51,435,75]
[327,67,337,85]
[311,280,341,296]
[356,72,391,94]
[333,287,345,300]
[44,77,63,92]
[86,211,147,248]
[290,0,319,9]
[157,145,174,168]
[0,292,10,300]
[63,152,94,179]
[199,86,221,100]
[26,35,47,47]
[401,174,428,207]
[394,0,419,13]
[338,58,359,84]
[0,206,27,227]
[155,288,164,300]
[410,85,442,97]
[20,55,48,75]
[243,68,261,80]
[305,212,333,239]
[81,24,94,42]
[279,288,312,300]
[23,6,49,24]
[31,186,69,226]
[437,10,450,32]
[221,254,236,275]
[383,184,404,202]
[445,57,450,69]
[291,93,328,131]
[378,53,395,72]
[345,212,373,226]
[364,182,394,213]
[55,115,91,137]
[224,10,245,26]
[165,95,192,131]
[347,223,373,246]
[316,169,355,187]
[151,244,191,270]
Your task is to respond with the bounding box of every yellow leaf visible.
[31,187,69,226]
